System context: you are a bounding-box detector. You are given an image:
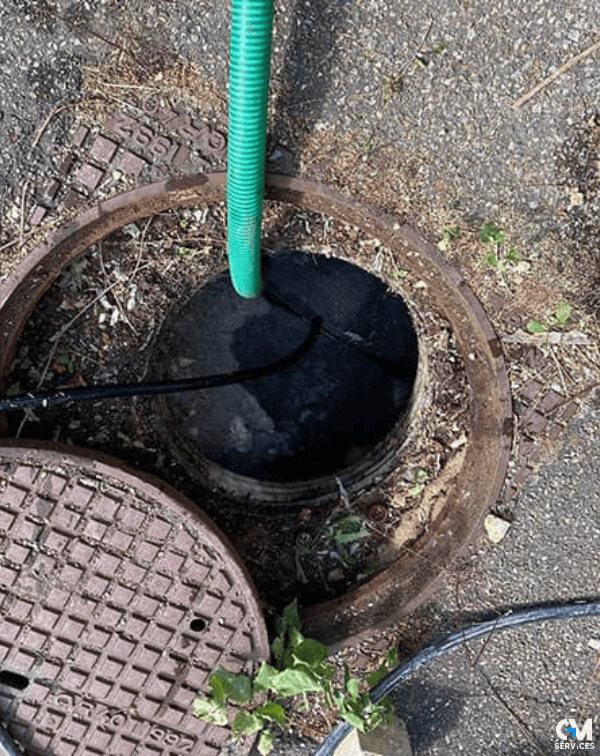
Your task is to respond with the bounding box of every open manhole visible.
[154,247,419,499]
[0,174,512,646]
[0,441,269,755]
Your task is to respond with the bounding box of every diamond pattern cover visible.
[0,443,269,756]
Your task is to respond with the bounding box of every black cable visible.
[311,599,600,756]
[263,285,415,381]
[0,315,322,413]
[0,726,21,756]
[0,280,413,414]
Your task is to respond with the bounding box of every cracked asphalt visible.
[0,0,598,754]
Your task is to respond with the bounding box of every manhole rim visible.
[0,172,512,646]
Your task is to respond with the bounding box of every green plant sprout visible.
[526,302,572,335]
[477,221,522,269]
[177,245,195,256]
[409,468,428,497]
[331,515,371,548]
[438,225,461,252]
[193,602,396,755]
[415,43,447,67]
[381,73,403,103]
[479,221,506,246]
[328,514,371,565]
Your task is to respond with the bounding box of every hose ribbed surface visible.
[227,0,274,298]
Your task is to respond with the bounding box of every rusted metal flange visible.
[0,441,269,755]
[0,174,512,647]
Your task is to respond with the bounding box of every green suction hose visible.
[227,0,274,298]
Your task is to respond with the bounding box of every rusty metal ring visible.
[0,173,512,646]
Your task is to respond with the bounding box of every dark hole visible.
[0,670,29,691]
[157,249,419,482]
[189,618,207,632]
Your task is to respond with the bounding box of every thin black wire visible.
[311,599,600,756]
[0,282,414,414]
[0,314,323,413]
[263,285,415,381]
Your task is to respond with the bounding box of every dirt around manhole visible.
[5,197,473,622]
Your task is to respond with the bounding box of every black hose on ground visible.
[0,726,21,756]
[311,599,600,756]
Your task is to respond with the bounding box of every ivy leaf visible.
[271,635,285,663]
[346,678,360,699]
[254,662,280,693]
[269,668,323,697]
[316,662,336,681]
[255,701,286,726]
[288,626,304,649]
[292,638,330,668]
[341,708,369,732]
[257,728,277,756]
[278,600,302,636]
[232,711,262,739]
[526,319,546,335]
[209,669,252,704]
[192,698,228,725]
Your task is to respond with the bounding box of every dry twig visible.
[30,98,105,151]
[477,669,548,756]
[512,37,600,109]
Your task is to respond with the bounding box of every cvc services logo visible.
[555,719,596,750]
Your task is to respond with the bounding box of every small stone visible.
[484,514,511,543]
[566,186,584,207]
[588,638,600,651]
[359,714,413,756]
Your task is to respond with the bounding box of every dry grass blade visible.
[30,98,105,152]
[512,37,600,108]
[476,669,549,756]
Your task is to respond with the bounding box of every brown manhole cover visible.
[0,441,269,755]
[0,174,512,646]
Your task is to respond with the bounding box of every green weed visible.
[477,221,522,269]
[415,43,447,67]
[408,468,428,497]
[193,602,396,754]
[438,225,461,252]
[526,302,572,335]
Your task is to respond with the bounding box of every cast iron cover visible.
[0,442,269,755]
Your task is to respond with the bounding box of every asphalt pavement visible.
[0,1,598,755]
